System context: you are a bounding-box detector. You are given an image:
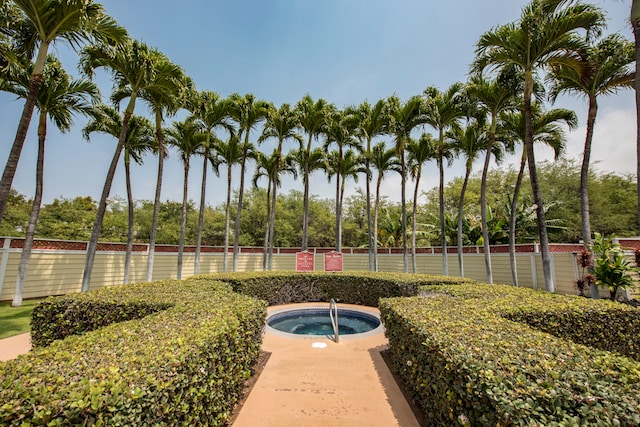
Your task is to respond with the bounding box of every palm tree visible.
[127,57,190,282]
[188,91,234,274]
[385,95,429,272]
[474,0,604,292]
[258,103,301,268]
[210,135,243,272]
[252,149,298,269]
[79,39,171,291]
[83,105,155,284]
[165,119,207,280]
[346,99,388,269]
[548,33,634,246]
[295,94,334,250]
[466,71,520,283]
[324,110,359,252]
[291,146,327,247]
[423,82,467,276]
[227,93,270,271]
[370,142,400,271]
[406,133,436,273]
[447,120,494,277]
[3,56,98,306]
[0,0,126,222]
[501,104,576,286]
[631,1,640,230]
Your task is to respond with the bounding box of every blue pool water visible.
[267,308,381,336]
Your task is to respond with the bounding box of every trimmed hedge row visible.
[0,279,267,426]
[380,283,640,426]
[212,271,473,306]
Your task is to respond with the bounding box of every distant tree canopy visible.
[2,158,637,247]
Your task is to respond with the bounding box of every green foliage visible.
[1,279,267,426]
[36,196,97,240]
[380,284,640,426]
[0,189,30,237]
[591,232,639,301]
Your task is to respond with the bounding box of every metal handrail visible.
[329,298,339,343]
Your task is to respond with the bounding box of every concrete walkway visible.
[0,304,419,426]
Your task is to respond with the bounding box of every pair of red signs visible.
[295,251,343,272]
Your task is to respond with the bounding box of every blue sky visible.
[0,0,635,208]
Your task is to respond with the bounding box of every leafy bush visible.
[381,284,640,426]
[1,279,266,426]
[591,232,639,300]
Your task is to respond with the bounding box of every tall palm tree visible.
[83,105,155,284]
[632,1,640,230]
[295,94,334,250]
[346,99,388,269]
[79,39,167,291]
[447,120,497,277]
[252,149,298,270]
[3,56,98,306]
[501,104,576,286]
[385,95,429,272]
[548,33,634,246]
[227,93,270,271]
[210,135,243,272]
[258,103,301,268]
[406,133,436,273]
[370,142,400,271]
[165,119,207,280]
[423,82,467,276]
[291,147,327,247]
[124,57,191,282]
[466,71,520,282]
[0,0,126,222]
[188,91,234,274]
[474,0,604,292]
[324,110,359,252]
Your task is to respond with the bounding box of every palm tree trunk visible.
[411,170,421,274]
[0,43,48,222]
[335,156,341,252]
[13,112,46,307]
[365,146,374,271]
[262,177,272,271]
[480,124,495,283]
[580,96,597,246]
[509,151,527,287]
[224,166,232,272]
[233,133,249,271]
[338,175,346,253]
[194,153,208,275]
[400,148,408,273]
[82,103,133,292]
[123,152,134,284]
[374,174,382,272]
[177,159,189,280]
[146,113,164,282]
[632,2,640,231]
[438,154,448,275]
[457,166,471,278]
[524,79,554,292]
[268,177,277,270]
[302,136,312,251]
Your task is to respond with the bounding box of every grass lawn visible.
[0,299,42,339]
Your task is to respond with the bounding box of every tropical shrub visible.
[592,233,638,301]
[380,283,640,426]
[0,279,266,426]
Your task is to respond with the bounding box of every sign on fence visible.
[295,251,315,272]
[324,251,343,272]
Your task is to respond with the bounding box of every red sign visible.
[295,251,315,272]
[324,251,343,272]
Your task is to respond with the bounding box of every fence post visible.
[0,238,11,296]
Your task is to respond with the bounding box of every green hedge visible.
[0,279,267,426]
[212,271,473,306]
[380,283,640,426]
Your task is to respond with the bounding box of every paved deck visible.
[0,303,419,426]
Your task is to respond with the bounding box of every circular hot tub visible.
[266,305,383,339]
